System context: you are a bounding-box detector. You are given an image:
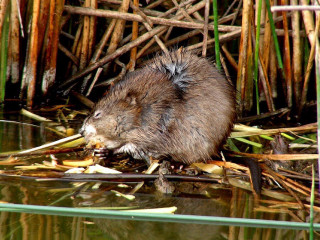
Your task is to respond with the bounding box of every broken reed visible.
[0,0,318,116]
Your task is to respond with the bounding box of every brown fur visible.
[80,49,236,164]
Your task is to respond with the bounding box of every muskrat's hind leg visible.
[154,161,175,194]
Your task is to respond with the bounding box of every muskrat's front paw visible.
[92,148,111,161]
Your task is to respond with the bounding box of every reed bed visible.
[0,0,316,116]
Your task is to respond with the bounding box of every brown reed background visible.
[0,0,318,118]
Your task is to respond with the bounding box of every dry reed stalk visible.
[192,10,205,22]
[221,44,238,71]
[186,27,298,52]
[172,0,194,22]
[291,0,302,106]
[262,166,307,220]
[269,35,277,98]
[223,0,238,18]
[66,21,82,75]
[236,0,253,113]
[86,67,103,95]
[136,0,192,58]
[149,0,198,16]
[136,29,167,58]
[130,2,168,55]
[38,1,50,57]
[80,0,91,70]
[260,200,317,209]
[232,122,317,138]
[75,34,83,69]
[62,0,206,87]
[261,3,271,70]
[202,0,209,57]
[10,0,20,84]
[257,45,275,111]
[64,5,248,32]
[120,0,199,46]
[276,172,318,198]
[299,14,320,115]
[258,62,275,112]
[58,43,79,65]
[143,29,201,56]
[142,8,175,17]
[80,0,96,91]
[90,19,116,63]
[229,151,318,161]
[220,11,242,24]
[38,0,51,88]
[220,52,231,82]
[186,28,242,50]
[141,0,209,57]
[71,22,83,56]
[107,0,130,55]
[172,0,204,42]
[300,0,315,45]
[258,0,266,55]
[269,0,279,100]
[145,0,166,9]
[6,16,11,82]
[88,0,97,59]
[263,168,310,198]
[42,0,65,96]
[252,14,275,112]
[165,0,192,42]
[19,0,27,37]
[164,26,173,41]
[231,0,243,25]
[22,0,41,108]
[128,0,139,71]
[281,0,292,108]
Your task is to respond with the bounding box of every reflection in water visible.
[86,187,230,240]
[0,119,59,152]
[0,178,315,240]
[0,211,311,240]
[0,115,316,239]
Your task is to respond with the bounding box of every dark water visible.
[0,112,318,240]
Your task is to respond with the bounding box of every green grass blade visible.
[254,0,262,115]
[0,203,320,230]
[212,0,221,70]
[227,138,240,152]
[234,137,263,148]
[316,17,320,231]
[265,0,285,79]
[309,164,315,239]
[0,8,10,103]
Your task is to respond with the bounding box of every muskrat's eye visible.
[93,111,102,119]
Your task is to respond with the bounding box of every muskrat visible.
[80,49,236,165]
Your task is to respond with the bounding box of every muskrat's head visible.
[79,85,142,150]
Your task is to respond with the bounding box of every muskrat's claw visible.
[93,148,110,161]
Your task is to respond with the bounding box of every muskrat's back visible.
[80,49,236,164]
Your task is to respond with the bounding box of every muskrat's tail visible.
[222,152,262,195]
[241,157,262,195]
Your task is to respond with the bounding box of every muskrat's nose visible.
[79,124,97,137]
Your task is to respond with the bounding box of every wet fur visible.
[80,49,236,164]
